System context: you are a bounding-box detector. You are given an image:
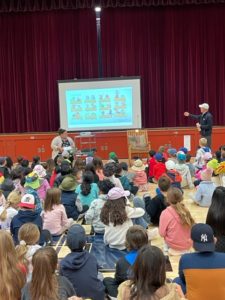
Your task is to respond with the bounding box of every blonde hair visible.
[0,230,25,300]
[0,191,21,221]
[199,137,207,147]
[167,187,195,228]
[30,247,59,300]
[16,223,40,264]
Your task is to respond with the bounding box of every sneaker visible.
[147,228,159,240]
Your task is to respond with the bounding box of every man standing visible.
[184,103,213,148]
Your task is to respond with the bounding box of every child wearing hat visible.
[164,160,182,191]
[108,151,119,163]
[152,153,166,183]
[131,159,149,192]
[24,171,42,213]
[100,187,157,250]
[59,175,82,220]
[174,223,225,299]
[175,152,194,189]
[193,168,216,207]
[59,224,105,300]
[33,164,50,202]
[10,194,43,245]
[167,148,178,164]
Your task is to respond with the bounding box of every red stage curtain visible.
[0,9,98,132]
[0,0,223,12]
[101,5,225,128]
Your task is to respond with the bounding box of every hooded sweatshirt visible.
[10,210,42,244]
[175,163,194,189]
[60,250,105,300]
[85,194,107,233]
[159,206,192,251]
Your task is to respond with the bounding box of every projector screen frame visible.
[57,76,142,132]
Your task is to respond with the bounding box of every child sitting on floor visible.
[144,176,171,226]
[153,153,166,183]
[60,224,105,300]
[193,168,216,207]
[85,179,115,234]
[100,187,157,250]
[164,160,182,191]
[194,137,211,170]
[175,152,194,189]
[159,187,194,255]
[41,188,74,236]
[147,150,157,182]
[115,163,131,191]
[131,159,149,192]
[103,225,149,298]
[92,157,104,181]
[0,191,21,230]
[75,171,99,207]
[167,148,177,164]
[103,162,124,189]
[33,164,50,202]
[16,223,41,282]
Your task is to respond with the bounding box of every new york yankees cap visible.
[191,223,215,252]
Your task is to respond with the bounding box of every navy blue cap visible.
[191,223,215,252]
[66,224,86,250]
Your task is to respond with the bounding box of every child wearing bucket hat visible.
[131,159,149,192]
[100,187,157,250]
[33,164,50,202]
[24,171,42,213]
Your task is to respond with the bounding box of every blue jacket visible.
[60,250,105,300]
[10,210,42,244]
[61,191,79,220]
[194,181,216,207]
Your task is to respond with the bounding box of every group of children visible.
[1,140,225,299]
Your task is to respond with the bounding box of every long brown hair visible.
[100,197,128,226]
[44,188,61,211]
[30,247,59,300]
[130,245,166,300]
[167,187,195,227]
[0,230,26,300]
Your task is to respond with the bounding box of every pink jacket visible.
[37,179,50,201]
[41,204,69,235]
[159,206,192,251]
[133,170,147,186]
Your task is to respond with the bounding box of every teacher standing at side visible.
[184,103,213,148]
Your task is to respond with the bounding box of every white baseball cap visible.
[199,103,209,110]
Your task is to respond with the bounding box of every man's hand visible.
[196,122,201,131]
[184,112,189,117]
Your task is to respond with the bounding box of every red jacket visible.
[153,162,166,180]
[148,157,157,177]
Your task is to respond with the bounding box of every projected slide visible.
[66,87,132,129]
[58,77,142,131]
